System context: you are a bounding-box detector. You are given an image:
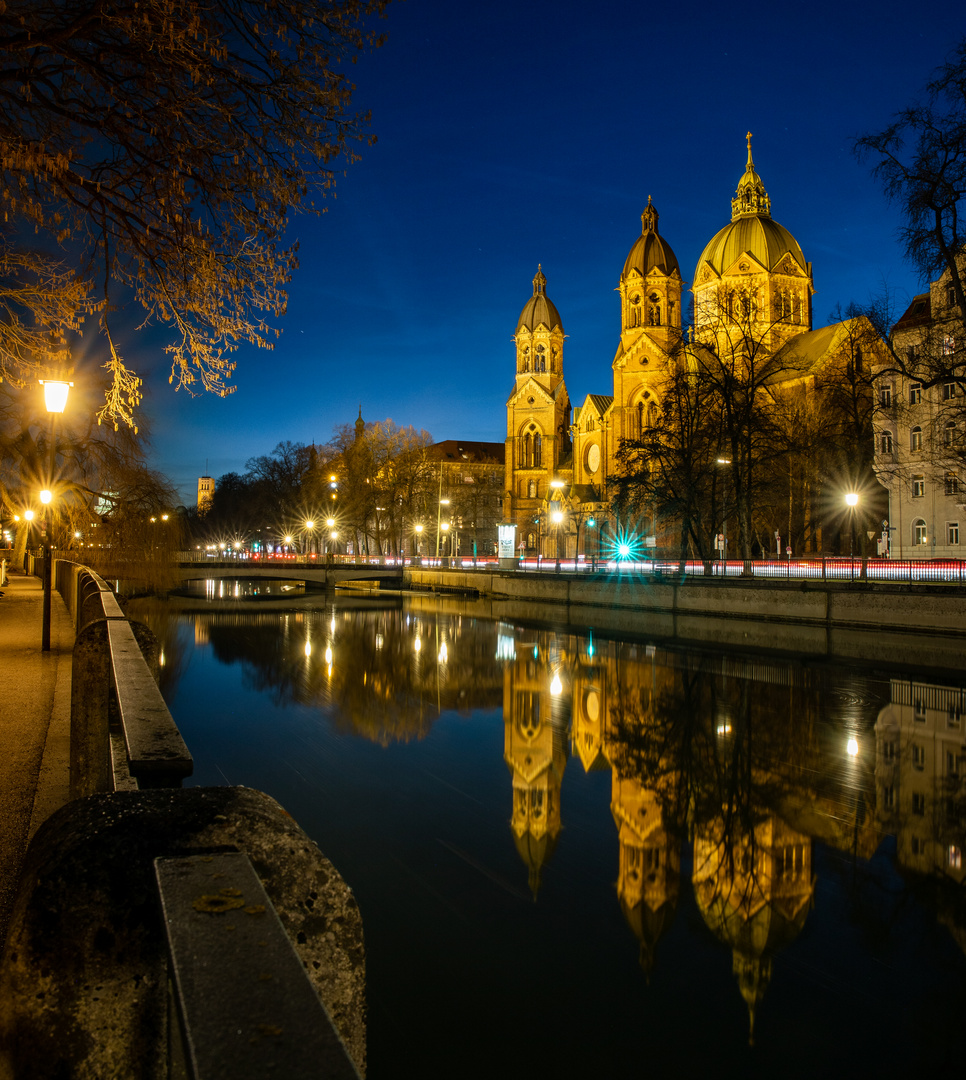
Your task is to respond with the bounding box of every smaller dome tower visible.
[514,265,565,387]
[618,197,683,355]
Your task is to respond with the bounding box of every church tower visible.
[692,134,814,358]
[611,198,683,451]
[505,267,572,555]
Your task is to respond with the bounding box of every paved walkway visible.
[0,568,73,946]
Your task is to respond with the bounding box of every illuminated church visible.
[504,135,880,558]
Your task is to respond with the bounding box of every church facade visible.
[505,137,884,561]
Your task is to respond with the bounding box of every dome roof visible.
[695,134,807,277]
[516,265,563,333]
[697,215,807,276]
[622,197,680,279]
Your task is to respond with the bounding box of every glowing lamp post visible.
[845,491,858,563]
[39,379,71,651]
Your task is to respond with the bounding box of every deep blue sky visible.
[128,1,965,504]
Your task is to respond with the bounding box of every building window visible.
[912,792,926,816]
[914,697,926,721]
[911,836,924,855]
[913,519,928,545]
[945,473,959,496]
[883,739,896,762]
[945,422,957,447]
[952,522,962,546]
[910,383,922,405]
[947,750,959,776]
[949,845,962,870]
[948,704,962,728]
[943,381,958,400]
[879,431,893,454]
[912,743,925,769]
[943,335,956,355]
[879,384,893,408]
[882,784,895,810]
[911,426,923,451]
[913,475,925,498]
[527,479,536,499]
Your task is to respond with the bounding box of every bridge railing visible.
[54,559,193,796]
[177,550,966,584]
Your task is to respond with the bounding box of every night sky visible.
[129,1,965,504]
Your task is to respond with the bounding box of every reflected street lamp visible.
[436,498,450,560]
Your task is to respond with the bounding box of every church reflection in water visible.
[136,594,966,1049]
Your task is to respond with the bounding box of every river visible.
[128,582,966,1078]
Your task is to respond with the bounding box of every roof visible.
[428,440,504,465]
[696,136,807,278]
[697,215,807,278]
[516,264,563,333]
[769,316,886,383]
[588,393,614,415]
[622,198,681,280]
[891,293,932,334]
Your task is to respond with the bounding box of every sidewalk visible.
[0,568,73,947]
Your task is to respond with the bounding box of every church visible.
[504,136,885,561]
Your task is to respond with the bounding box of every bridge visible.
[175,556,404,589]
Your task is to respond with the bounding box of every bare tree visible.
[0,0,387,426]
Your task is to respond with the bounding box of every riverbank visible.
[401,568,966,671]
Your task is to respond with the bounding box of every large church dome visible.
[695,135,807,277]
[516,265,563,332]
[622,197,680,279]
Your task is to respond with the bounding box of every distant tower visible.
[197,475,215,515]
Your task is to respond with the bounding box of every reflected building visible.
[876,678,966,883]
[503,638,571,898]
[611,773,680,975]
[693,816,814,1044]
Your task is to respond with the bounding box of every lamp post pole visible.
[39,379,71,652]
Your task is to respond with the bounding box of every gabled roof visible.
[891,293,932,334]
[428,440,504,465]
[769,317,887,383]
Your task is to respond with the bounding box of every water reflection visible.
[128,592,966,1073]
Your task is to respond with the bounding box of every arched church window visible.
[637,401,645,437]
[523,346,530,372]
[648,294,661,326]
[534,434,542,468]
[528,480,536,499]
[536,345,546,372]
[551,346,558,373]
[522,432,532,468]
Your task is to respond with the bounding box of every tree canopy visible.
[0,0,387,427]
[856,37,966,324]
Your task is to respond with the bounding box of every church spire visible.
[731,131,772,221]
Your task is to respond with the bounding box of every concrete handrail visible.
[54,560,193,797]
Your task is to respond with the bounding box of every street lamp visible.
[845,492,858,559]
[305,519,315,556]
[414,522,423,557]
[39,378,71,651]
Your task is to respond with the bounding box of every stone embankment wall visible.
[404,569,966,669]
